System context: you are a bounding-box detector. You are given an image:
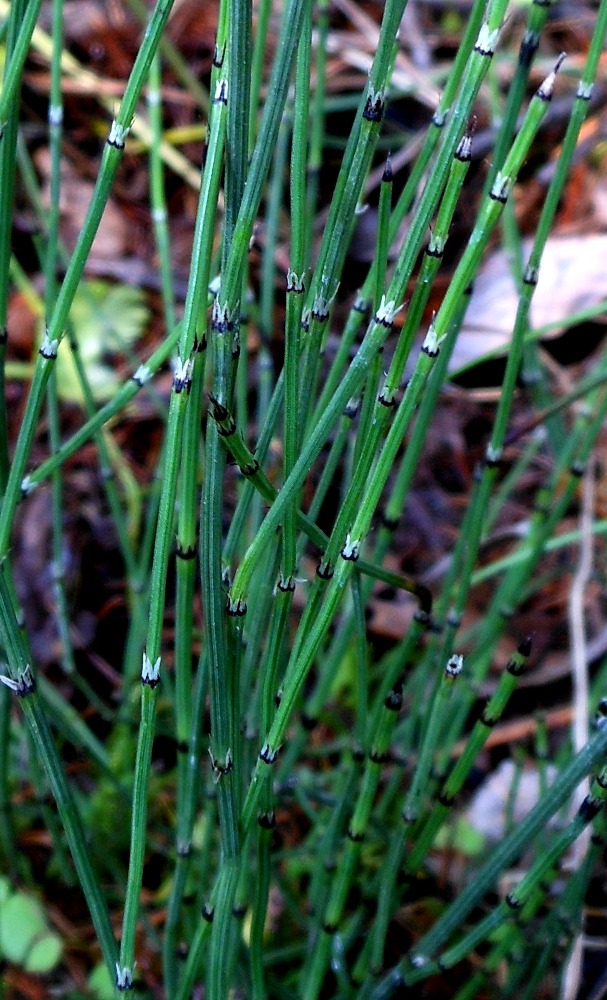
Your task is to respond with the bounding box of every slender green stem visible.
[369,711,607,996]
[22,329,181,491]
[0,0,177,557]
[147,54,177,334]
[0,0,44,128]
[0,573,119,979]
[0,0,29,870]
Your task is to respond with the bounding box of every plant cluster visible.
[2,0,607,998]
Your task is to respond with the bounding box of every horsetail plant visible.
[2,0,607,998]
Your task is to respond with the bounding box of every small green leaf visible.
[434,817,486,856]
[0,876,11,904]
[0,893,47,963]
[88,961,116,1000]
[58,279,150,403]
[24,931,63,973]
[329,646,357,703]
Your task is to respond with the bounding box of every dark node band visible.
[259,744,280,765]
[369,749,390,765]
[518,636,533,657]
[421,343,439,358]
[216,419,236,437]
[425,244,444,259]
[173,374,192,394]
[176,544,197,561]
[316,561,334,580]
[226,597,247,617]
[480,708,498,728]
[507,659,526,677]
[537,81,555,103]
[208,395,231,424]
[240,459,260,477]
[385,690,402,712]
[378,392,397,408]
[211,314,233,334]
[202,905,214,922]
[311,306,330,323]
[474,42,495,57]
[347,827,364,842]
[519,36,539,69]
[213,81,228,105]
[210,755,233,778]
[362,94,384,122]
[455,137,473,163]
[286,274,305,294]
[506,892,523,910]
[16,675,36,698]
[438,790,456,808]
[374,311,393,329]
[381,511,399,529]
[258,811,276,830]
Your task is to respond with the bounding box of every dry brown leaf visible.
[34,147,128,262]
[451,234,607,372]
[465,760,558,842]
